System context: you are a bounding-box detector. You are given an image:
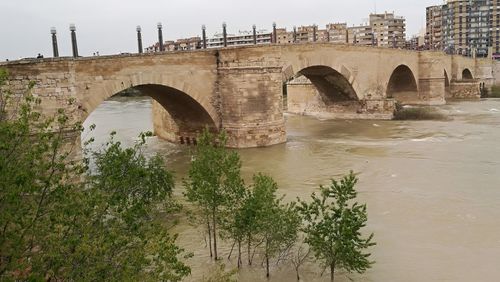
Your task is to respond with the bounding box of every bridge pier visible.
[417,78,446,105]
[217,65,286,148]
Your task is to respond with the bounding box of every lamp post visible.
[293,26,297,43]
[137,26,143,54]
[252,24,257,45]
[69,24,78,57]
[222,22,227,47]
[50,27,59,58]
[157,22,164,52]
[313,24,317,42]
[272,22,277,43]
[202,25,207,49]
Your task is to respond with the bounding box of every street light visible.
[222,22,227,47]
[272,22,277,43]
[202,25,207,49]
[252,24,257,45]
[136,25,143,54]
[50,27,59,57]
[69,24,78,57]
[157,22,164,52]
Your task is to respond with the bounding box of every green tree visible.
[251,174,300,278]
[184,129,245,260]
[297,172,375,282]
[0,69,190,281]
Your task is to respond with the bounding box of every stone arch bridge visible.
[1,43,489,148]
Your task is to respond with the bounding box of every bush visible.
[393,106,447,120]
[487,85,500,98]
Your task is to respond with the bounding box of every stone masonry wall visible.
[218,65,286,148]
[450,81,481,99]
[287,82,394,119]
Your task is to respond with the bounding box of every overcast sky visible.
[0,0,441,59]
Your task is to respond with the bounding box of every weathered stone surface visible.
[0,44,485,148]
[450,80,481,99]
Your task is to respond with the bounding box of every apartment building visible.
[426,5,443,50]
[348,25,374,46]
[326,23,349,44]
[276,28,294,44]
[427,0,499,56]
[145,37,201,52]
[206,30,272,48]
[370,12,406,48]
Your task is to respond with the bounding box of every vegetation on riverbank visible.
[0,69,189,281]
[486,85,500,98]
[393,103,447,120]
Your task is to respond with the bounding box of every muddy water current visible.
[83,97,500,281]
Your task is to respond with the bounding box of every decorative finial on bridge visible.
[69,24,78,58]
[50,27,59,58]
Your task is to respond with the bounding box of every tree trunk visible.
[266,253,270,278]
[247,235,252,265]
[330,263,335,282]
[238,240,242,268]
[212,209,218,260]
[228,241,236,260]
[207,218,212,258]
[295,266,300,281]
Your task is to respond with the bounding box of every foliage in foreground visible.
[184,129,245,261]
[0,69,190,281]
[298,172,375,282]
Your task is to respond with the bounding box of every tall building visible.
[426,5,443,50]
[369,12,406,48]
[427,0,498,56]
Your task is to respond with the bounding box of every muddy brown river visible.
[83,97,500,282]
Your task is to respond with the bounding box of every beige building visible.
[327,23,349,44]
[348,25,374,46]
[276,28,294,44]
[370,12,406,48]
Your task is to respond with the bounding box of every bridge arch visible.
[296,65,359,104]
[386,64,418,104]
[82,82,218,144]
[462,68,473,80]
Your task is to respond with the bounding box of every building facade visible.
[348,25,374,46]
[427,0,499,57]
[369,12,406,48]
[206,30,272,48]
[426,5,444,50]
[327,23,349,44]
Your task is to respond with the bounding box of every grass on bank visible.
[393,104,447,121]
[486,85,500,98]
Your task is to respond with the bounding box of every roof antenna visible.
[374,0,377,14]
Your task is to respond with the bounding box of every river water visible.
[83,96,500,282]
